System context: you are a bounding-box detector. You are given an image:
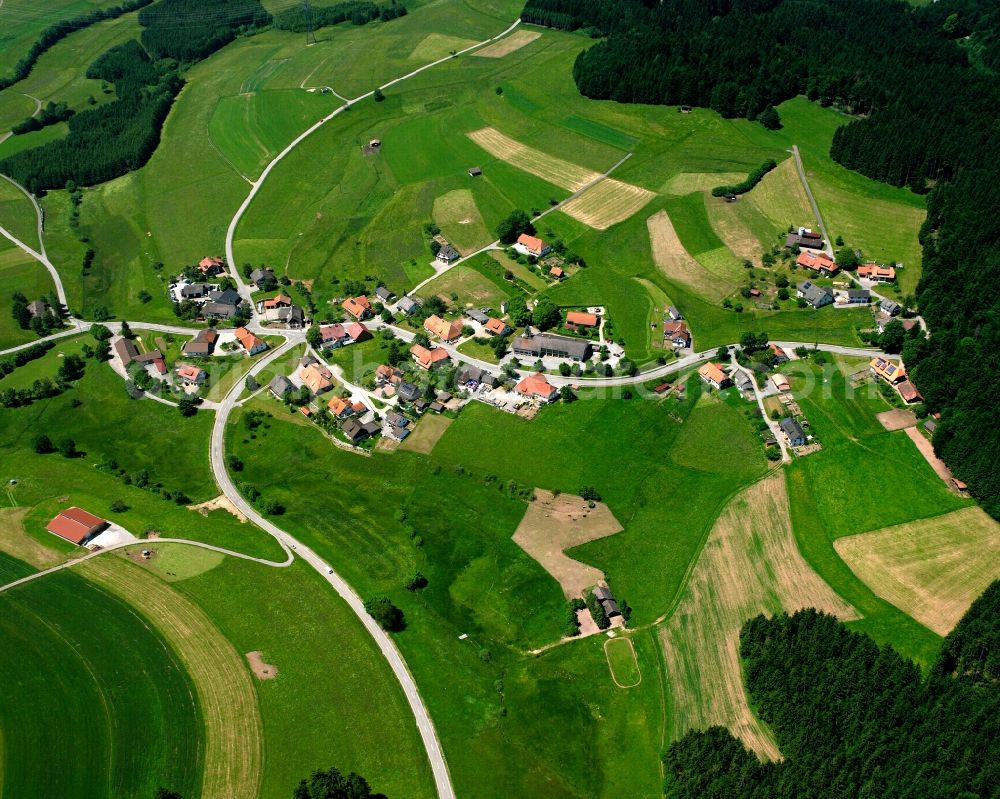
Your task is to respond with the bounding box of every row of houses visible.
[256,294,305,328]
[114,338,166,375]
[317,321,370,349]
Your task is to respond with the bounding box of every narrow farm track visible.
[80,556,264,799]
[0,174,68,306]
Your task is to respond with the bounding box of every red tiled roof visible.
[516,372,556,399]
[46,507,107,545]
[699,362,728,385]
[566,311,598,327]
[342,296,372,319]
[484,318,509,335]
[516,233,548,254]
[235,327,264,352]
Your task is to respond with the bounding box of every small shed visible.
[468,167,482,177]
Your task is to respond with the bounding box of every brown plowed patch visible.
[512,489,623,598]
[245,650,278,680]
[472,30,541,57]
[188,494,248,523]
[876,409,918,431]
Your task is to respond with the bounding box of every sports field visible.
[835,507,1000,635]
[661,471,855,758]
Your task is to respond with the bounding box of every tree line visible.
[0,0,153,91]
[519,0,1000,515]
[711,160,777,198]
[0,0,272,192]
[663,590,1000,798]
[273,0,407,32]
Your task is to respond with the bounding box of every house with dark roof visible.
[844,288,870,304]
[667,305,683,321]
[397,382,422,402]
[880,298,902,316]
[375,285,395,303]
[114,337,140,365]
[779,417,806,447]
[468,166,482,177]
[397,296,420,316]
[436,244,460,264]
[465,308,490,325]
[249,267,276,288]
[456,364,498,388]
[784,229,824,250]
[202,302,238,320]
[181,283,211,299]
[796,281,833,309]
[208,287,242,307]
[512,332,591,362]
[269,375,293,398]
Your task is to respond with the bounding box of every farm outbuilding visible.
[46,507,109,546]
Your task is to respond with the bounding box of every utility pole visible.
[303,0,317,45]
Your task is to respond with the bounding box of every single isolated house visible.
[46,507,108,546]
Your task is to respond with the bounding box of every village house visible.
[592,585,621,619]
[318,323,348,349]
[870,357,907,385]
[880,298,902,316]
[235,327,267,356]
[299,362,333,394]
[269,375,293,399]
[771,373,791,392]
[202,301,238,321]
[515,372,558,402]
[424,314,463,342]
[208,288,242,306]
[842,288,870,305]
[436,244,460,264]
[327,396,355,418]
[181,282,211,300]
[465,308,490,325]
[397,296,420,316]
[895,379,922,404]
[512,332,592,362]
[175,364,207,386]
[732,369,754,394]
[797,250,838,276]
[858,262,896,283]
[342,418,380,443]
[342,295,373,321]
[197,256,226,276]
[663,320,691,348]
[484,318,511,337]
[375,364,403,386]
[549,265,565,279]
[134,349,167,375]
[780,417,806,447]
[375,285,395,303]
[456,364,499,388]
[248,267,276,288]
[261,293,292,310]
[770,343,789,363]
[397,381,422,403]
[514,233,551,258]
[114,337,139,366]
[410,344,451,370]
[698,362,731,390]
[784,228,824,250]
[667,305,683,321]
[46,507,108,546]
[182,328,218,357]
[384,411,410,440]
[797,281,834,309]
[565,310,599,331]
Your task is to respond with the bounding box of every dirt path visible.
[904,427,952,484]
[512,490,623,598]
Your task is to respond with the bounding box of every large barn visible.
[46,507,109,546]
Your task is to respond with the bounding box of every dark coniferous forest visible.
[662,596,1000,798]
[520,0,1000,517]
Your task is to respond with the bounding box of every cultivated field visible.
[647,209,733,301]
[661,172,745,195]
[561,178,656,230]
[512,489,624,598]
[661,472,856,758]
[468,126,602,191]
[0,507,69,569]
[834,507,1000,635]
[81,554,264,799]
[472,29,541,58]
[0,569,201,797]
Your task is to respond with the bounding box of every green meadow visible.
[0,569,202,798]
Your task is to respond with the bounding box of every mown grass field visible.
[0,176,39,248]
[834,507,1000,636]
[0,568,202,798]
[0,242,55,349]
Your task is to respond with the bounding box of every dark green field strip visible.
[0,551,35,584]
[561,115,638,150]
[662,193,726,256]
[0,569,202,798]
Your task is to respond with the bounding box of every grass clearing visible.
[834,507,1000,636]
[432,188,492,254]
[661,172,745,195]
[744,156,814,230]
[409,32,479,61]
[0,176,40,249]
[561,178,655,230]
[140,544,226,583]
[661,471,856,759]
[647,209,732,301]
[472,29,541,58]
[512,489,623,598]
[468,126,601,191]
[0,568,201,797]
[0,507,70,569]
[604,636,641,687]
[420,262,511,308]
[80,554,264,799]
[0,243,57,349]
[399,413,453,454]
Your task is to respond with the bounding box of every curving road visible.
[0,173,67,307]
